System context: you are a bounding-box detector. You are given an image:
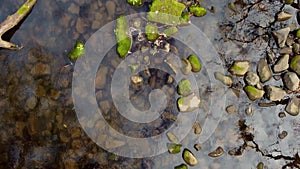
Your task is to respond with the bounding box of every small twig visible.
[0,0,38,50]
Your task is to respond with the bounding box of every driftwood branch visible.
[0,0,38,50]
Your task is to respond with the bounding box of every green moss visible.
[181,12,190,23]
[17,3,29,15]
[290,55,300,75]
[177,79,191,95]
[257,162,264,169]
[115,15,131,58]
[189,5,206,17]
[244,85,264,101]
[127,0,143,6]
[177,97,183,105]
[148,0,186,25]
[68,41,85,60]
[167,143,182,154]
[145,23,159,41]
[117,37,131,58]
[163,27,178,37]
[285,0,294,4]
[174,164,188,169]
[188,54,201,72]
[296,29,300,38]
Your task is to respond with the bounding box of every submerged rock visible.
[283,72,299,91]
[244,86,265,101]
[166,131,179,143]
[290,55,300,75]
[183,149,198,166]
[228,61,250,76]
[177,79,191,96]
[208,146,224,158]
[214,72,233,86]
[167,143,182,154]
[130,75,143,85]
[257,58,272,83]
[272,27,290,48]
[177,93,201,112]
[174,164,188,169]
[265,85,286,101]
[285,97,300,116]
[187,54,201,72]
[273,54,289,73]
[192,121,202,134]
[181,58,192,75]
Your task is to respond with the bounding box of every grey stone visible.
[279,47,293,54]
[273,54,289,73]
[177,93,201,112]
[257,58,272,83]
[183,149,198,166]
[265,85,286,101]
[293,43,300,54]
[283,72,299,91]
[272,27,290,48]
[277,11,292,21]
[228,60,250,76]
[244,86,265,101]
[244,71,260,86]
[285,97,300,116]
[214,72,233,86]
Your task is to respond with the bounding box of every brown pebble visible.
[194,144,202,151]
[278,131,288,139]
[258,102,276,107]
[226,105,237,114]
[208,146,224,157]
[278,112,286,118]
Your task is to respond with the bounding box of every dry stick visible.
[0,0,38,50]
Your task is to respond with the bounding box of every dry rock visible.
[272,27,290,48]
[283,72,299,91]
[273,54,289,73]
[257,58,272,83]
[285,97,300,116]
[265,85,286,101]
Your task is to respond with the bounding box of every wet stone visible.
[228,61,250,76]
[244,71,260,86]
[174,164,188,169]
[279,47,292,54]
[25,96,38,110]
[285,97,300,116]
[293,43,300,54]
[245,105,253,115]
[194,144,202,151]
[208,146,224,158]
[105,1,116,18]
[278,130,288,139]
[277,11,292,21]
[290,55,300,76]
[166,131,179,143]
[283,72,299,91]
[95,67,108,89]
[278,112,286,118]
[177,79,191,96]
[265,85,286,101]
[183,149,198,166]
[30,62,51,76]
[130,75,143,85]
[272,27,290,48]
[257,58,272,83]
[244,86,265,101]
[214,72,233,87]
[226,105,237,114]
[167,143,182,154]
[257,162,264,169]
[192,121,202,135]
[177,93,201,112]
[180,58,192,75]
[273,54,289,73]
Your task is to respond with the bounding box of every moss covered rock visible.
[189,5,206,17]
[115,15,131,58]
[68,41,85,60]
[188,54,201,72]
[244,85,265,101]
[177,79,191,96]
[145,23,159,41]
[290,55,300,76]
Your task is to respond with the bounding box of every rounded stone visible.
[283,72,299,91]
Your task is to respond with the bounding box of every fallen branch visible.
[0,0,38,50]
